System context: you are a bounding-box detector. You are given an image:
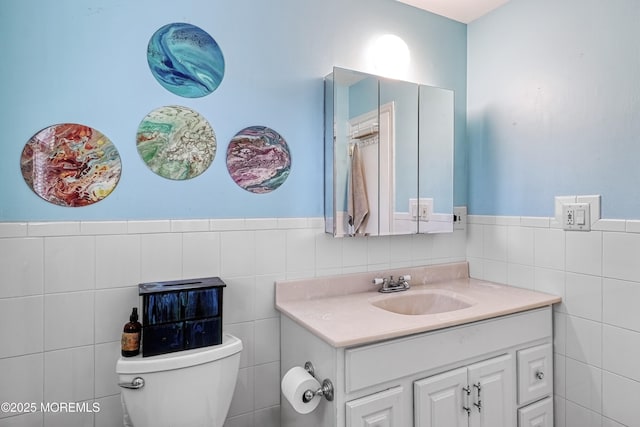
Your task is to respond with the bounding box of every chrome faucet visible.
[372,275,411,293]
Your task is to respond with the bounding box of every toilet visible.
[116,333,243,427]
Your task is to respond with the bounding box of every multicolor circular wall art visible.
[147,22,225,98]
[136,105,216,180]
[20,123,122,207]
[226,126,291,194]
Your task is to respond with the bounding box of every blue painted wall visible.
[468,0,640,219]
[0,0,466,221]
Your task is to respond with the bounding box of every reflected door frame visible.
[348,102,395,235]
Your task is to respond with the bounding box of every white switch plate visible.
[453,206,467,230]
[562,202,590,231]
[409,198,433,221]
[576,195,601,224]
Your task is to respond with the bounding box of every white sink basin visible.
[371,290,475,315]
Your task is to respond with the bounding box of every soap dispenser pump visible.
[121,307,142,357]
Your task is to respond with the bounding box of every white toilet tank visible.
[116,333,242,427]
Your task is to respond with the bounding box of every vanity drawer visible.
[517,343,552,405]
[518,397,553,427]
[345,308,551,393]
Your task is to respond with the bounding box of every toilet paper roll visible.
[281,366,322,414]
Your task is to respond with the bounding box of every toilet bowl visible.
[116,333,242,427]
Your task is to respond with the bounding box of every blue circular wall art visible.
[226,126,291,194]
[147,23,225,98]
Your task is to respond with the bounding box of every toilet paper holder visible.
[302,361,334,403]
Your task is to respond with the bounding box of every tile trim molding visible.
[468,215,640,233]
[3,215,640,238]
[0,218,325,238]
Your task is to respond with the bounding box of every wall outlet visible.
[555,196,577,223]
[419,198,433,221]
[562,202,590,231]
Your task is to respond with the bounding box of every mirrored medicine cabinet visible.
[324,67,454,237]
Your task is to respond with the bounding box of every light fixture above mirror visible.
[368,34,411,80]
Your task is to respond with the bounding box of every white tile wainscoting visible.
[467,215,640,427]
[4,213,638,427]
[0,218,465,427]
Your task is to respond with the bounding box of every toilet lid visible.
[116,333,242,374]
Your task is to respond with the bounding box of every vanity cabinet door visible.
[414,355,514,427]
[414,367,468,427]
[346,386,404,427]
[467,354,514,427]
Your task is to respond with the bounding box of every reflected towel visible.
[348,144,369,235]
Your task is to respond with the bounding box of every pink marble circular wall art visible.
[20,123,122,207]
[226,126,291,194]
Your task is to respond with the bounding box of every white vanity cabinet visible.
[280,306,555,427]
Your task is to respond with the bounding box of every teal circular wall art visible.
[147,22,225,98]
[136,105,216,180]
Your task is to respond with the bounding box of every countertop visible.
[275,262,561,348]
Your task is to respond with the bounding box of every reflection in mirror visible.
[324,67,454,237]
[380,77,418,235]
[325,68,379,237]
[418,85,454,233]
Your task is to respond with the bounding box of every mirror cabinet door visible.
[329,67,380,237]
[379,77,418,235]
[418,85,455,234]
[325,67,454,237]
[324,71,335,235]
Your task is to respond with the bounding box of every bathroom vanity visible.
[276,262,560,427]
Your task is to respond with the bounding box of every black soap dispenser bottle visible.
[121,307,142,357]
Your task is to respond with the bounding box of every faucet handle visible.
[372,278,385,286]
[400,274,411,282]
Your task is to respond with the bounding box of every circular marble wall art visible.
[226,126,291,194]
[147,22,225,98]
[20,123,122,207]
[137,105,216,180]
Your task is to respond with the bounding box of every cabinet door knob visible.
[535,370,545,380]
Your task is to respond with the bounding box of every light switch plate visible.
[576,195,601,224]
[453,206,467,230]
